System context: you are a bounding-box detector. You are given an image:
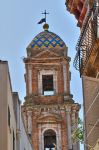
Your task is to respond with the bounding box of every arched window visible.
[44,129,56,150]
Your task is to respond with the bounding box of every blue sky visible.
[0,0,83,148]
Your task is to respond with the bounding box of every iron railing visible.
[73,3,99,75]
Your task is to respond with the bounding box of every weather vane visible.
[38,10,49,24]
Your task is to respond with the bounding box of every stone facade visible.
[22,25,80,150]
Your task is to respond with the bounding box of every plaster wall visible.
[0,62,17,150]
[82,76,99,150]
[0,62,8,150]
[20,113,33,150]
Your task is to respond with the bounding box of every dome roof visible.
[28,30,66,49]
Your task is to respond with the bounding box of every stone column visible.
[27,111,32,135]
[28,66,32,95]
[38,124,42,150]
[53,70,58,94]
[71,107,79,150]
[97,12,99,38]
[62,61,70,99]
[63,62,67,94]
[23,111,27,129]
[57,124,62,150]
[71,107,77,132]
[66,108,72,150]
[95,1,99,38]
[38,70,42,95]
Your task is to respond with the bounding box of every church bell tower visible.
[22,23,80,150]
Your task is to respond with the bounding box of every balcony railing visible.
[73,3,99,76]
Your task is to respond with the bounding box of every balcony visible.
[73,3,99,77]
[65,0,87,27]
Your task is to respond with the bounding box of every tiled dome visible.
[28,30,66,49]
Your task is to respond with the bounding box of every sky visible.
[0,0,83,149]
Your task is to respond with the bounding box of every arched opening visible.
[44,129,57,150]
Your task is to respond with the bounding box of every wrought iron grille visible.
[73,3,99,75]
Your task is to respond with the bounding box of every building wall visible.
[13,92,21,150]
[7,67,17,150]
[65,1,99,149]
[20,113,33,150]
[25,59,70,99]
[0,61,33,150]
[82,76,99,150]
[12,89,33,150]
[22,103,80,150]
[23,46,80,150]
[0,61,16,150]
[0,62,8,150]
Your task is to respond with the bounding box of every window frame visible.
[38,70,58,96]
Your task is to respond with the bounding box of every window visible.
[44,129,56,150]
[8,106,10,127]
[42,75,54,95]
[38,70,58,95]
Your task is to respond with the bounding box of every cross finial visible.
[42,10,49,23]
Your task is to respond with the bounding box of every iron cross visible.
[42,10,49,23]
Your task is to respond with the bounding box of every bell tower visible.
[22,23,80,150]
